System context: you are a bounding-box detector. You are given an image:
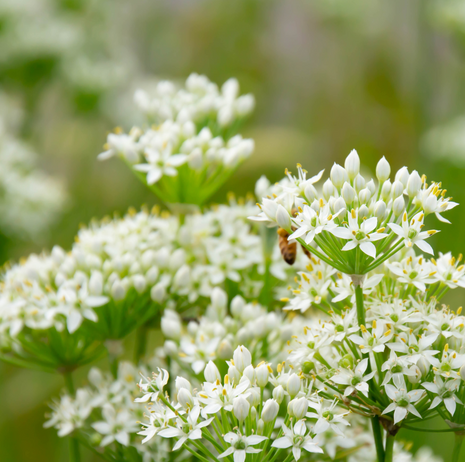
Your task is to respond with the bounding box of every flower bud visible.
[204,361,221,383]
[323,179,337,200]
[133,274,147,294]
[230,296,245,317]
[243,365,256,383]
[251,406,257,422]
[257,419,265,435]
[174,265,190,288]
[164,340,178,356]
[262,399,279,423]
[341,182,356,204]
[381,180,392,200]
[374,200,387,221]
[407,171,421,198]
[338,354,354,369]
[376,157,391,182]
[255,176,270,199]
[287,373,301,398]
[353,174,366,193]
[256,363,270,388]
[366,179,376,196]
[304,183,318,202]
[246,387,261,407]
[359,205,369,219]
[161,310,181,340]
[228,365,241,385]
[211,287,227,311]
[276,205,292,232]
[151,283,166,303]
[344,150,360,180]
[175,376,192,393]
[391,180,404,199]
[233,346,252,373]
[177,388,194,409]
[111,280,126,301]
[301,361,315,374]
[392,196,405,217]
[407,365,421,384]
[330,164,348,188]
[289,397,308,420]
[218,339,234,360]
[89,271,104,296]
[333,197,346,217]
[395,166,409,186]
[233,395,250,422]
[358,188,371,205]
[460,365,465,381]
[273,385,285,404]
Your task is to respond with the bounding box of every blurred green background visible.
[1,0,465,460]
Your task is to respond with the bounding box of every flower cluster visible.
[251,151,457,275]
[99,74,255,205]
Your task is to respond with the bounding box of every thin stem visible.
[355,285,365,327]
[372,417,385,462]
[63,371,81,462]
[134,325,148,364]
[384,434,395,462]
[452,433,464,462]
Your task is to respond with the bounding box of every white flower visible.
[92,404,138,447]
[388,212,438,255]
[382,376,424,424]
[331,358,375,397]
[307,399,350,436]
[219,432,267,462]
[386,254,436,291]
[158,407,214,451]
[331,210,387,258]
[135,369,169,403]
[272,420,323,461]
[198,379,250,416]
[423,375,463,415]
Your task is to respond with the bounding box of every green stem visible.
[355,284,365,327]
[452,433,465,462]
[384,434,395,462]
[63,372,81,462]
[372,417,385,462]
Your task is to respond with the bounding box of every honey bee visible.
[277,227,311,265]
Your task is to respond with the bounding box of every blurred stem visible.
[372,417,385,462]
[354,285,365,327]
[452,433,464,462]
[63,371,81,462]
[384,434,395,462]
[134,324,148,364]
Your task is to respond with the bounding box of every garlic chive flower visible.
[251,150,456,275]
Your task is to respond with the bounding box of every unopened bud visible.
[344,150,360,180]
[287,373,301,398]
[262,399,279,423]
[273,385,285,404]
[233,395,250,422]
[392,196,405,217]
[376,157,391,182]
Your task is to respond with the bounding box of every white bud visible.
[236,94,255,116]
[233,346,252,373]
[353,174,366,193]
[164,340,178,356]
[177,388,194,409]
[218,339,234,360]
[359,205,369,219]
[243,365,256,382]
[170,248,186,271]
[257,419,265,435]
[204,361,221,383]
[133,274,147,294]
[341,182,356,204]
[228,365,241,385]
[111,280,126,301]
[392,196,405,217]
[161,310,181,340]
[376,157,391,182]
[395,166,409,187]
[358,188,371,205]
[89,271,103,296]
[273,385,285,404]
[230,295,245,317]
[407,171,422,198]
[251,406,257,422]
[322,179,337,200]
[256,363,270,388]
[175,376,192,393]
[261,399,279,423]
[333,197,346,217]
[188,148,203,169]
[391,180,404,199]
[381,180,392,200]
[211,287,227,310]
[374,200,387,221]
[344,149,360,180]
[255,176,270,199]
[289,397,308,420]
[276,204,292,232]
[246,387,261,407]
[287,373,301,398]
[330,163,348,188]
[366,179,376,196]
[407,365,422,384]
[151,283,166,303]
[460,365,465,381]
[174,265,190,288]
[218,105,234,127]
[304,183,318,202]
[145,266,159,284]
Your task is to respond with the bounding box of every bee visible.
[277,227,311,265]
